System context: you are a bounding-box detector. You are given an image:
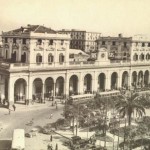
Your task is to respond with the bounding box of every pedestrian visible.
[8,108,11,115]
[55,143,58,150]
[12,104,16,111]
[51,101,54,106]
[27,99,29,105]
[50,113,53,119]
[50,135,53,142]
[55,101,57,109]
[47,144,50,150]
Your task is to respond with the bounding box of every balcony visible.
[1,59,150,72]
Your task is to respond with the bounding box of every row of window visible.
[36,53,64,63]
[4,38,64,46]
[102,41,128,47]
[133,53,150,61]
[101,41,150,47]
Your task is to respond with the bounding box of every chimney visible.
[118,33,123,38]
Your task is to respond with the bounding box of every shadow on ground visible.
[0,140,11,150]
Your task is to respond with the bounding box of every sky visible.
[0,0,150,36]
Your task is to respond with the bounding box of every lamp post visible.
[117,115,120,150]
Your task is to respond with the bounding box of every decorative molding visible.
[4,44,9,48]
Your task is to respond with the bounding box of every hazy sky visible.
[0,0,150,36]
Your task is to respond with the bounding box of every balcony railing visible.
[1,59,150,70]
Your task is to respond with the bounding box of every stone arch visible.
[98,73,106,91]
[84,74,92,93]
[33,78,43,100]
[111,72,118,90]
[133,53,138,61]
[69,75,78,95]
[139,53,144,61]
[122,71,129,89]
[14,78,27,103]
[56,76,64,96]
[144,70,149,86]
[45,77,54,98]
[138,71,144,87]
[132,71,137,88]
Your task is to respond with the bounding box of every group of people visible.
[47,135,58,150]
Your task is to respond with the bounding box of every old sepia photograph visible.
[0,0,150,149]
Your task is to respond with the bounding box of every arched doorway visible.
[33,78,43,101]
[21,52,26,63]
[132,71,137,88]
[111,72,118,90]
[98,73,106,92]
[14,78,26,103]
[138,71,144,88]
[69,75,78,95]
[56,77,64,96]
[84,74,92,93]
[122,71,128,89]
[45,77,54,99]
[144,70,149,86]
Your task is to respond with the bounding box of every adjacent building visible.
[59,29,101,53]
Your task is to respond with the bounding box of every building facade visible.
[0,25,150,105]
[59,29,101,53]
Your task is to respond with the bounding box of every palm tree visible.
[115,91,146,126]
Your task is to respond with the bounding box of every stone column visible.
[118,76,122,89]
[64,73,69,98]
[42,83,45,103]
[28,75,33,100]
[18,43,22,62]
[8,76,14,104]
[9,43,12,59]
[53,82,56,97]
[79,73,84,94]
[54,42,57,66]
[65,42,69,66]
[26,83,29,100]
[92,72,98,93]
[105,72,111,90]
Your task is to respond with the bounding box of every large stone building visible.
[0,25,150,105]
[59,29,101,53]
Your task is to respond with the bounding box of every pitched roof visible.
[69,49,89,56]
[4,25,56,34]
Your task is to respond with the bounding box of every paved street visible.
[0,101,150,150]
[0,101,63,139]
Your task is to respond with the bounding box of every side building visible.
[58,29,101,53]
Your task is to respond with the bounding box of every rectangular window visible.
[13,38,16,44]
[61,40,64,45]
[37,39,42,45]
[148,43,150,47]
[22,39,26,44]
[124,42,127,47]
[112,41,116,46]
[49,40,53,45]
[142,43,145,47]
[102,41,105,45]
[5,38,8,43]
